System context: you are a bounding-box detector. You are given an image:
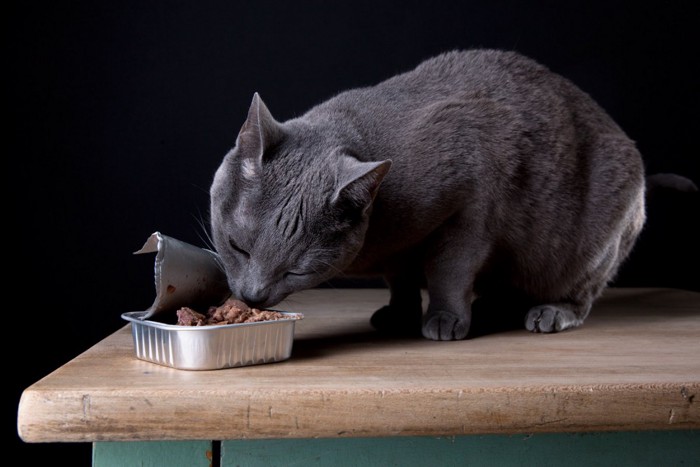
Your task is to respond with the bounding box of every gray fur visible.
[209,49,646,340]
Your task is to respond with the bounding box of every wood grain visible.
[17,288,700,442]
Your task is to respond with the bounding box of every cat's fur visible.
[209,49,647,340]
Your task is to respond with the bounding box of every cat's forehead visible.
[213,128,337,239]
[259,162,328,223]
[262,141,334,191]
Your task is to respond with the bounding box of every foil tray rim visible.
[121,310,304,330]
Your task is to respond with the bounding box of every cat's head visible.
[209,93,391,308]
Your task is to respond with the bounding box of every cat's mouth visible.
[232,286,290,310]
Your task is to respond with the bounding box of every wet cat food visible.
[176,298,291,326]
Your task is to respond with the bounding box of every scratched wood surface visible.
[18,288,700,442]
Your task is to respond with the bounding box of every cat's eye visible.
[284,271,310,279]
[228,238,250,258]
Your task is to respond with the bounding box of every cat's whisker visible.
[312,256,346,277]
[191,211,216,252]
[190,212,227,275]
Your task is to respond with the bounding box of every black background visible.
[8,1,698,464]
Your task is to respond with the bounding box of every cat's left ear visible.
[332,155,392,212]
[235,93,284,178]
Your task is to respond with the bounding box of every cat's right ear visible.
[235,92,284,179]
[332,155,392,214]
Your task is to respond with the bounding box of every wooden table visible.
[17,288,700,465]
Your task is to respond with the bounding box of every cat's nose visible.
[240,288,270,308]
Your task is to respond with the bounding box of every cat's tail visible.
[645,173,698,195]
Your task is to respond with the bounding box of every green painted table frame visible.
[93,431,699,466]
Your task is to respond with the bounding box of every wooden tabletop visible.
[18,288,700,443]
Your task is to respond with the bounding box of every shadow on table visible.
[291,294,532,360]
[291,287,700,360]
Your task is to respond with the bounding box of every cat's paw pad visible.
[525,305,581,333]
[370,306,422,336]
[422,311,470,340]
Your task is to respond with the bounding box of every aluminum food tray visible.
[122,310,303,370]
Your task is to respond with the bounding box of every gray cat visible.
[209,49,648,340]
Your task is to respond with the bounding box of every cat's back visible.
[405,49,545,86]
[312,48,616,139]
[310,49,544,113]
[377,49,564,102]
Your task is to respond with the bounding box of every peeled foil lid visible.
[134,231,231,320]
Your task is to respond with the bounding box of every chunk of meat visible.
[176,307,207,326]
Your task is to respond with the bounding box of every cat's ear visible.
[235,92,284,177]
[332,155,392,212]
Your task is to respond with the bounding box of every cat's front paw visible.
[422,311,470,340]
[525,305,583,333]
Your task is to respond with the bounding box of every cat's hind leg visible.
[524,256,607,333]
[524,223,633,333]
[524,143,646,334]
[524,301,590,333]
